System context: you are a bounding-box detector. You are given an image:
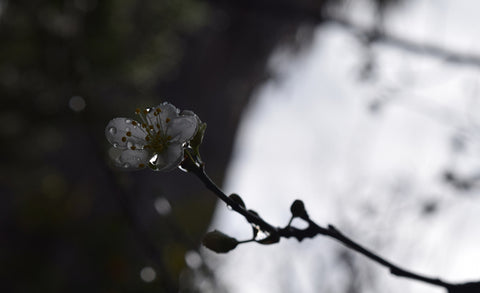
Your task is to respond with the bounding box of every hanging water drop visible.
[177,164,188,172]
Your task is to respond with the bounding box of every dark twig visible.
[324,15,480,68]
[188,162,278,234]
[189,162,459,291]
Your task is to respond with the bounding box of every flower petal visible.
[105,118,148,149]
[108,148,149,170]
[151,142,184,171]
[144,102,180,133]
[166,115,198,143]
[157,102,180,121]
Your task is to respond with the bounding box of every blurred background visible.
[1,0,480,292]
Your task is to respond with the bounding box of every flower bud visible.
[290,199,309,220]
[202,230,239,253]
[229,193,246,209]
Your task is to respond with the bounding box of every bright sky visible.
[206,0,480,292]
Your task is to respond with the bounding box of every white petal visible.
[108,148,149,170]
[144,102,180,133]
[151,143,184,171]
[105,118,147,149]
[158,102,180,119]
[166,115,198,143]
[180,109,202,125]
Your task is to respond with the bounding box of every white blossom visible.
[105,102,199,171]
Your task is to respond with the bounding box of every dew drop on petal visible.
[177,164,188,172]
[154,197,171,216]
[113,142,119,147]
[122,163,130,168]
[127,141,133,149]
[108,127,117,135]
[149,154,158,165]
[125,119,132,124]
[125,127,131,132]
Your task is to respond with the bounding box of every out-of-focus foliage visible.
[0,0,211,292]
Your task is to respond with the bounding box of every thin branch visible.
[324,14,480,68]
[188,162,277,234]
[324,224,451,289]
[190,162,457,291]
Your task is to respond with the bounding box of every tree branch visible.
[189,162,460,291]
[325,14,480,68]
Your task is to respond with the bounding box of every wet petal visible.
[105,118,147,149]
[109,148,149,170]
[166,115,198,142]
[151,142,184,171]
[157,102,180,120]
[144,102,180,133]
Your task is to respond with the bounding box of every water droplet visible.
[108,127,117,135]
[226,205,233,210]
[113,142,119,147]
[149,154,158,164]
[177,165,188,172]
[122,163,130,168]
[127,141,133,149]
[125,127,131,132]
[125,119,132,124]
[154,197,171,216]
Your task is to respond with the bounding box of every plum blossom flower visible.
[105,102,199,171]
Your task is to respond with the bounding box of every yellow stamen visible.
[121,137,126,142]
[126,131,132,137]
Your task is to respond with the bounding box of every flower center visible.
[135,107,173,154]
